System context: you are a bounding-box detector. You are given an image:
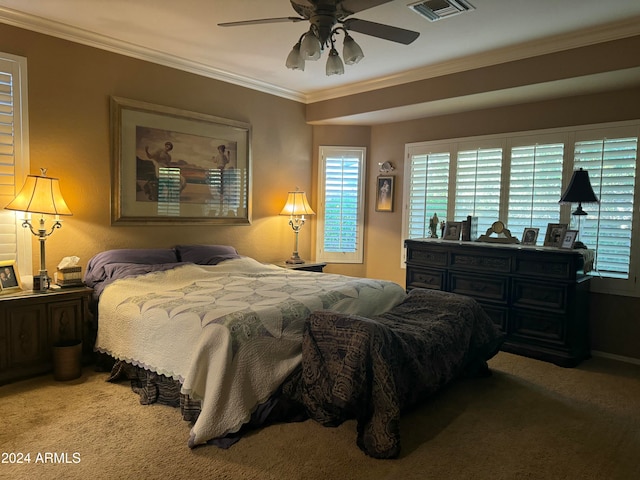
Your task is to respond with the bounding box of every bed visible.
[85,245,504,458]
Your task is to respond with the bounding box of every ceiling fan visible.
[218,0,420,76]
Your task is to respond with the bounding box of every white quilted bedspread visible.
[95,256,406,447]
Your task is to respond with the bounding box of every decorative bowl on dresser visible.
[404,238,591,367]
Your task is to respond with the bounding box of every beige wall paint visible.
[313,87,640,359]
[3,23,639,360]
[1,24,313,274]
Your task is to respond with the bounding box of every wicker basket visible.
[52,340,82,381]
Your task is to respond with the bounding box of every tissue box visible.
[56,266,83,287]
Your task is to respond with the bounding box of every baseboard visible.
[591,350,640,366]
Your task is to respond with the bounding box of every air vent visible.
[408,0,475,22]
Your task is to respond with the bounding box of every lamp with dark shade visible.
[280,189,315,264]
[4,168,72,291]
[559,168,599,249]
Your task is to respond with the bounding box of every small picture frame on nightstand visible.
[0,260,22,294]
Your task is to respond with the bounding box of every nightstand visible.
[0,287,94,385]
[277,262,327,273]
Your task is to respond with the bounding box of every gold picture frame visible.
[375,176,394,212]
[111,96,252,225]
[0,260,22,294]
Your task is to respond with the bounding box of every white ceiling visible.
[2,0,640,121]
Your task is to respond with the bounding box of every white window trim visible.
[316,146,366,264]
[402,120,640,298]
[1,52,32,278]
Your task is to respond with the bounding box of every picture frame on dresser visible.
[561,230,579,249]
[521,227,539,246]
[0,260,22,293]
[443,221,462,240]
[543,223,568,248]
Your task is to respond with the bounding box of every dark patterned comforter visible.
[283,288,505,458]
[109,287,504,458]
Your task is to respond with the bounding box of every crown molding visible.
[0,6,307,103]
[305,15,640,103]
[2,7,639,106]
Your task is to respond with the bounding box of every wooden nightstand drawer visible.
[0,287,93,385]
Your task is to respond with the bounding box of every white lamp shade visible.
[280,191,315,216]
[285,42,305,71]
[5,173,72,216]
[326,48,344,76]
[343,34,364,65]
[300,31,322,61]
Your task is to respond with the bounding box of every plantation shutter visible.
[0,55,29,271]
[454,148,502,235]
[317,147,365,263]
[507,143,564,234]
[406,151,450,238]
[574,136,637,278]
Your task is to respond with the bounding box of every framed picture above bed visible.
[110,96,252,225]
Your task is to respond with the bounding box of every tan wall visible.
[1,24,313,273]
[313,87,640,360]
[4,23,639,360]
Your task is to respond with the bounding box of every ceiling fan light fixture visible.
[325,47,344,76]
[300,30,322,61]
[285,41,305,71]
[342,34,364,65]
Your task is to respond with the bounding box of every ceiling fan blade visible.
[340,0,395,15]
[218,17,305,27]
[343,18,420,45]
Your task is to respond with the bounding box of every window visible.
[403,121,640,296]
[0,53,31,277]
[404,146,450,238]
[316,146,366,263]
[454,147,502,235]
[507,139,565,234]
[574,133,637,279]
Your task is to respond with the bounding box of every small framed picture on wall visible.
[375,176,394,212]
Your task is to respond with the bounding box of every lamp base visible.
[285,253,305,264]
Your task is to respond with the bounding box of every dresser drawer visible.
[449,272,508,304]
[510,309,566,346]
[450,251,511,274]
[512,279,568,312]
[406,267,445,290]
[406,248,448,267]
[515,256,573,280]
[477,303,508,332]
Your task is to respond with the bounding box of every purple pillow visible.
[84,248,178,287]
[175,244,240,265]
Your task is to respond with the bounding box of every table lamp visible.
[559,168,599,249]
[4,168,72,291]
[280,189,315,264]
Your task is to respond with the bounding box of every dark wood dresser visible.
[0,287,94,385]
[404,239,591,367]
